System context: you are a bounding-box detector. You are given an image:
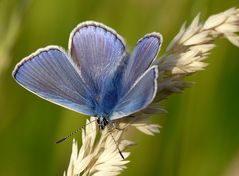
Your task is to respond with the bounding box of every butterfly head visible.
[97,116,109,130]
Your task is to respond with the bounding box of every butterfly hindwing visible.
[110,66,158,120]
[69,21,126,95]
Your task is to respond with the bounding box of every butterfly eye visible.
[103,118,109,126]
[97,118,100,125]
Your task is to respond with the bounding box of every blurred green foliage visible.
[0,0,239,175]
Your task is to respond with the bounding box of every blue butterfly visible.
[12,21,162,130]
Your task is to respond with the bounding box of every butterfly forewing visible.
[13,47,95,116]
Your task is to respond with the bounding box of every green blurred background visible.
[1,0,239,175]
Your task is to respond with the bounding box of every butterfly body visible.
[13,21,162,130]
[96,116,109,130]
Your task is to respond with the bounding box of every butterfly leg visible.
[111,122,128,131]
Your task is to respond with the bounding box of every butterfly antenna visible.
[109,131,125,160]
[56,119,97,144]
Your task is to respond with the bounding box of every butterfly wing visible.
[109,34,162,119]
[13,46,96,116]
[110,66,158,120]
[121,33,162,94]
[69,21,126,95]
